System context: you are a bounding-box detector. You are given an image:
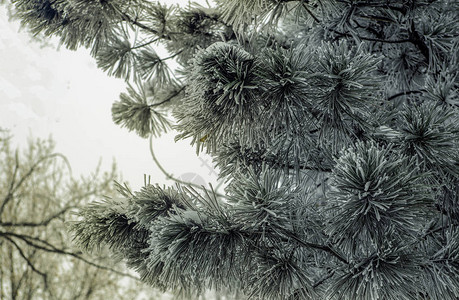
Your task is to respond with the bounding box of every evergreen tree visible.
[9,0,459,299]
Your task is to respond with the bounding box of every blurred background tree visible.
[0,130,166,299]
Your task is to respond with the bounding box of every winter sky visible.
[0,1,218,191]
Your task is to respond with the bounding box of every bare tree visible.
[0,131,164,300]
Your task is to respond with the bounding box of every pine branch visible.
[335,0,407,14]
[301,3,320,23]
[387,90,425,101]
[282,230,349,264]
[149,86,185,108]
[331,29,411,44]
[408,19,430,61]
[8,0,457,297]
[120,12,169,40]
[313,269,335,288]
[422,223,459,239]
[130,37,161,50]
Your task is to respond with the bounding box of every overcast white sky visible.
[0,1,218,191]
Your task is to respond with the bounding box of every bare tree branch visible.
[3,236,48,288]
[0,206,73,227]
[0,152,71,219]
[0,151,19,221]
[0,231,140,281]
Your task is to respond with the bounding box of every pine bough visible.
[10,0,459,299]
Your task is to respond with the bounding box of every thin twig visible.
[161,50,184,61]
[302,3,320,23]
[149,86,186,108]
[287,232,349,264]
[0,152,71,219]
[131,37,162,50]
[120,12,170,41]
[0,151,19,221]
[422,223,459,239]
[258,155,332,173]
[313,270,335,288]
[387,90,425,101]
[0,206,74,227]
[148,135,227,198]
[331,29,411,44]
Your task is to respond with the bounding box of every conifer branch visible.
[130,37,161,50]
[9,0,458,298]
[149,86,185,108]
[331,29,411,44]
[301,3,320,23]
[120,12,169,40]
[282,230,349,264]
[387,90,425,101]
[408,19,430,61]
[313,270,335,288]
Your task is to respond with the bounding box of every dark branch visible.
[331,29,411,44]
[313,269,335,288]
[422,223,459,239]
[149,85,186,108]
[387,90,425,101]
[120,12,170,40]
[259,155,333,173]
[408,20,430,61]
[302,3,320,23]
[0,152,70,219]
[3,236,48,288]
[0,207,73,227]
[130,37,162,50]
[286,232,349,264]
[0,151,19,221]
[0,231,139,280]
[266,225,349,264]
